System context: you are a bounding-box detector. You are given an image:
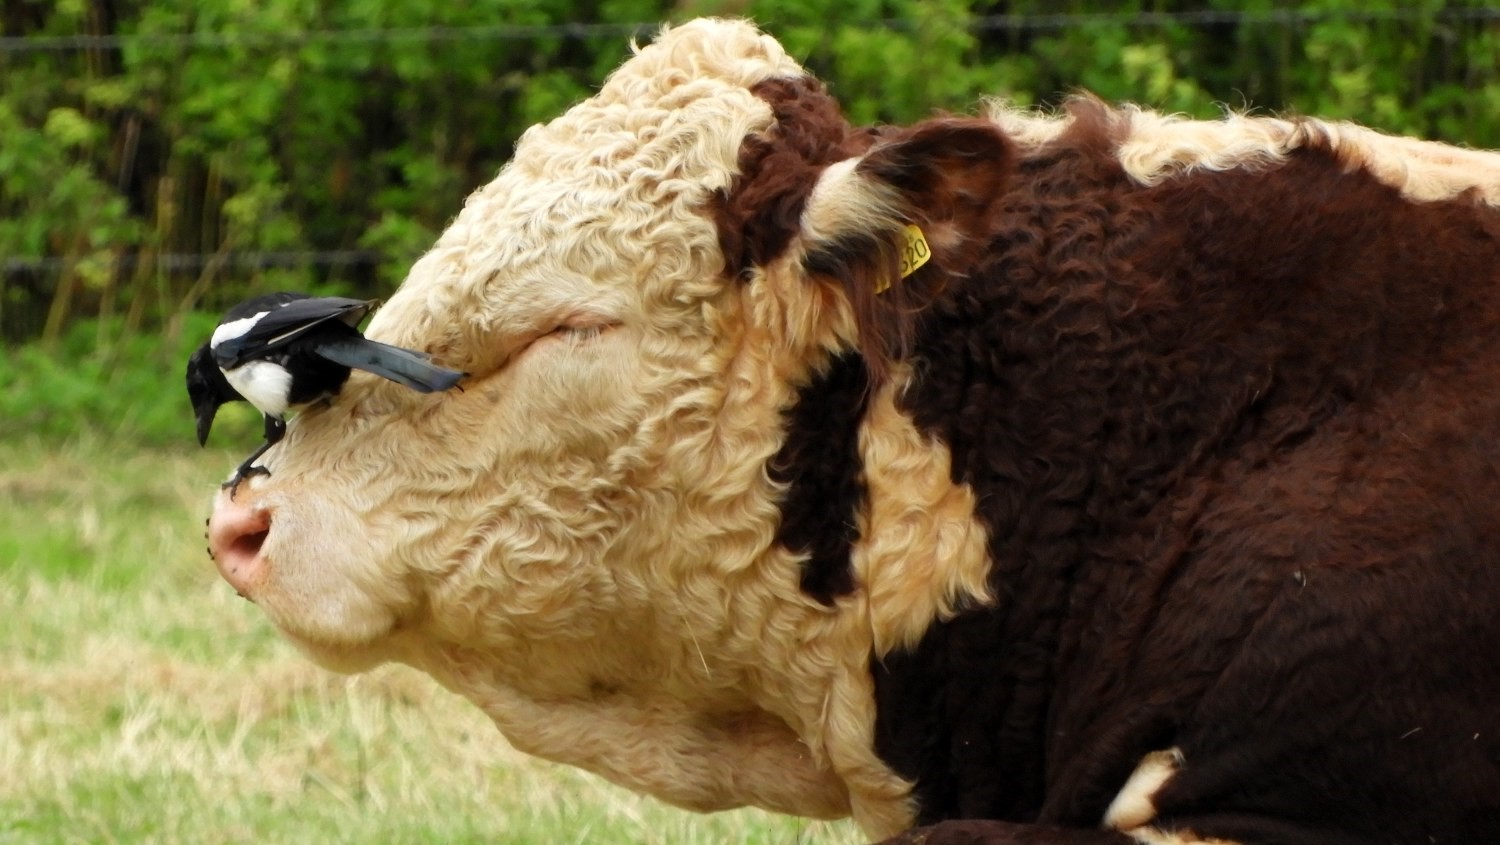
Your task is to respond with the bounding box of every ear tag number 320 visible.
[876,224,932,294]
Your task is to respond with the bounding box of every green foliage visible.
[0,313,260,446]
[3,1,1500,441]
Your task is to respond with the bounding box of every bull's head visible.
[205,17,1009,836]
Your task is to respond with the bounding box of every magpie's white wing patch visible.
[211,311,270,349]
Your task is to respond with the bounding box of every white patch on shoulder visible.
[223,360,292,417]
[1126,827,1242,845]
[211,311,268,348]
[1104,747,1185,831]
[1107,747,1243,844]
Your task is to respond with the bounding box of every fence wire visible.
[4,8,1499,54]
[6,6,1499,343]
[3,251,384,274]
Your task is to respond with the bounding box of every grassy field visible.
[0,438,863,845]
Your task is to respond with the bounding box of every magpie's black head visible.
[186,343,240,446]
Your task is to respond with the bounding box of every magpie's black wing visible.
[213,296,374,368]
[314,337,466,393]
[219,291,314,322]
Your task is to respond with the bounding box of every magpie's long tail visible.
[314,337,465,393]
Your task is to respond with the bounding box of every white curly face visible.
[250,21,792,660]
[206,18,926,833]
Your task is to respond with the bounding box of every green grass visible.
[0,438,863,845]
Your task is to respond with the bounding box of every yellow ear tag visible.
[875,224,932,294]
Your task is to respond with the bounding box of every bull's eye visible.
[549,317,619,343]
[559,324,607,342]
[508,320,618,363]
[490,315,622,377]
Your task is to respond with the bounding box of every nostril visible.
[217,523,269,575]
[207,495,273,596]
[231,529,269,563]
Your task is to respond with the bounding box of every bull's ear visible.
[800,118,1013,380]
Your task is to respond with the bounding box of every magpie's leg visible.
[263,415,287,447]
[222,416,288,498]
[223,441,272,499]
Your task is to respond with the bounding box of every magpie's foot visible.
[222,464,271,500]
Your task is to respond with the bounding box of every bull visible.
[204,18,1500,845]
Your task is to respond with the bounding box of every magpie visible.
[186,293,464,492]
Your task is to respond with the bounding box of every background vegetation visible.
[4,0,1500,443]
[2,2,1498,841]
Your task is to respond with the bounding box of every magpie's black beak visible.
[195,400,219,447]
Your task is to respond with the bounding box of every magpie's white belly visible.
[224,360,293,418]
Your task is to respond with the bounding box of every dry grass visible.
[0,438,863,844]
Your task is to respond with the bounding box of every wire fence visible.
[2,251,383,274]
[5,7,1500,53]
